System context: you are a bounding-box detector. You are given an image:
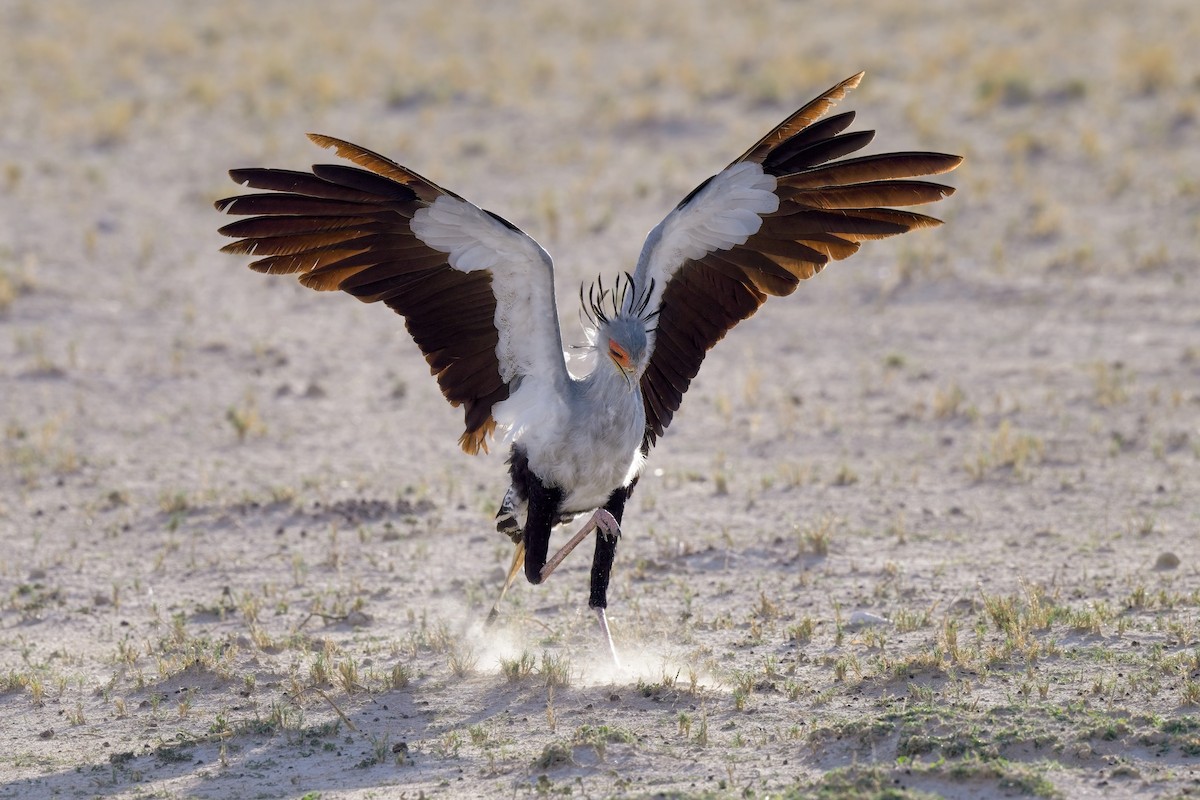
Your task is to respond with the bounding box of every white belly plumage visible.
[494,370,647,515]
[530,390,646,512]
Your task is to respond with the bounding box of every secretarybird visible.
[216,73,961,664]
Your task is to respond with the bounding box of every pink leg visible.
[485,542,526,626]
[595,607,621,669]
[538,509,622,668]
[492,508,622,666]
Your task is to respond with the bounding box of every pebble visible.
[1154,552,1180,570]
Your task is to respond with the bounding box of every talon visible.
[595,509,621,542]
[539,507,619,583]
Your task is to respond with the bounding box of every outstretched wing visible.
[215,134,569,454]
[633,72,962,447]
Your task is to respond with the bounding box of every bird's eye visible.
[608,341,629,366]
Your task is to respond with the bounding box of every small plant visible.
[797,515,837,556]
[1123,43,1177,95]
[573,724,635,760]
[694,709,709,746]
[831,463,858,486]
[158,491,190,515]
[533,741,573,769]
[389,663,411,689]
[309,653,331,687]
[361,733,391,768]
[933,382,968,419]
[1090,361,1131,407]
[500,650,537,683]
[449,647,477,678]
[968,421,1045,480]
[731,670,754,710]
[337,659,360,694]
[433,730,464,759]
[539,651,570,688]
[786,616,815,642]
[226,393,265,442]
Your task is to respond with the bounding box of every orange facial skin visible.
[608,339,632,372]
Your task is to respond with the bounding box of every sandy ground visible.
[1,1,1199,798]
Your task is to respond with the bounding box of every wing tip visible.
[306,133,368,162]
[825,71,865,104]
[906,212,946,230]
[736,71,870,167]
[924,153,966,176]
[307,132,338,149]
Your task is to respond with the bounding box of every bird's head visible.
[598,316,649,386]
[579,273,656,390]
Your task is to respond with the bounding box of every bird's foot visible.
[594,509,620,542]
[540,508,622,583]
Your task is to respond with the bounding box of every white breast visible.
[503,367,646,514]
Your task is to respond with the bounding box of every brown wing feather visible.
[640,73,962,447]
[216,138,509,454]
[305,134,458,204]
[778,152,962,188]
[733,72,865,166]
